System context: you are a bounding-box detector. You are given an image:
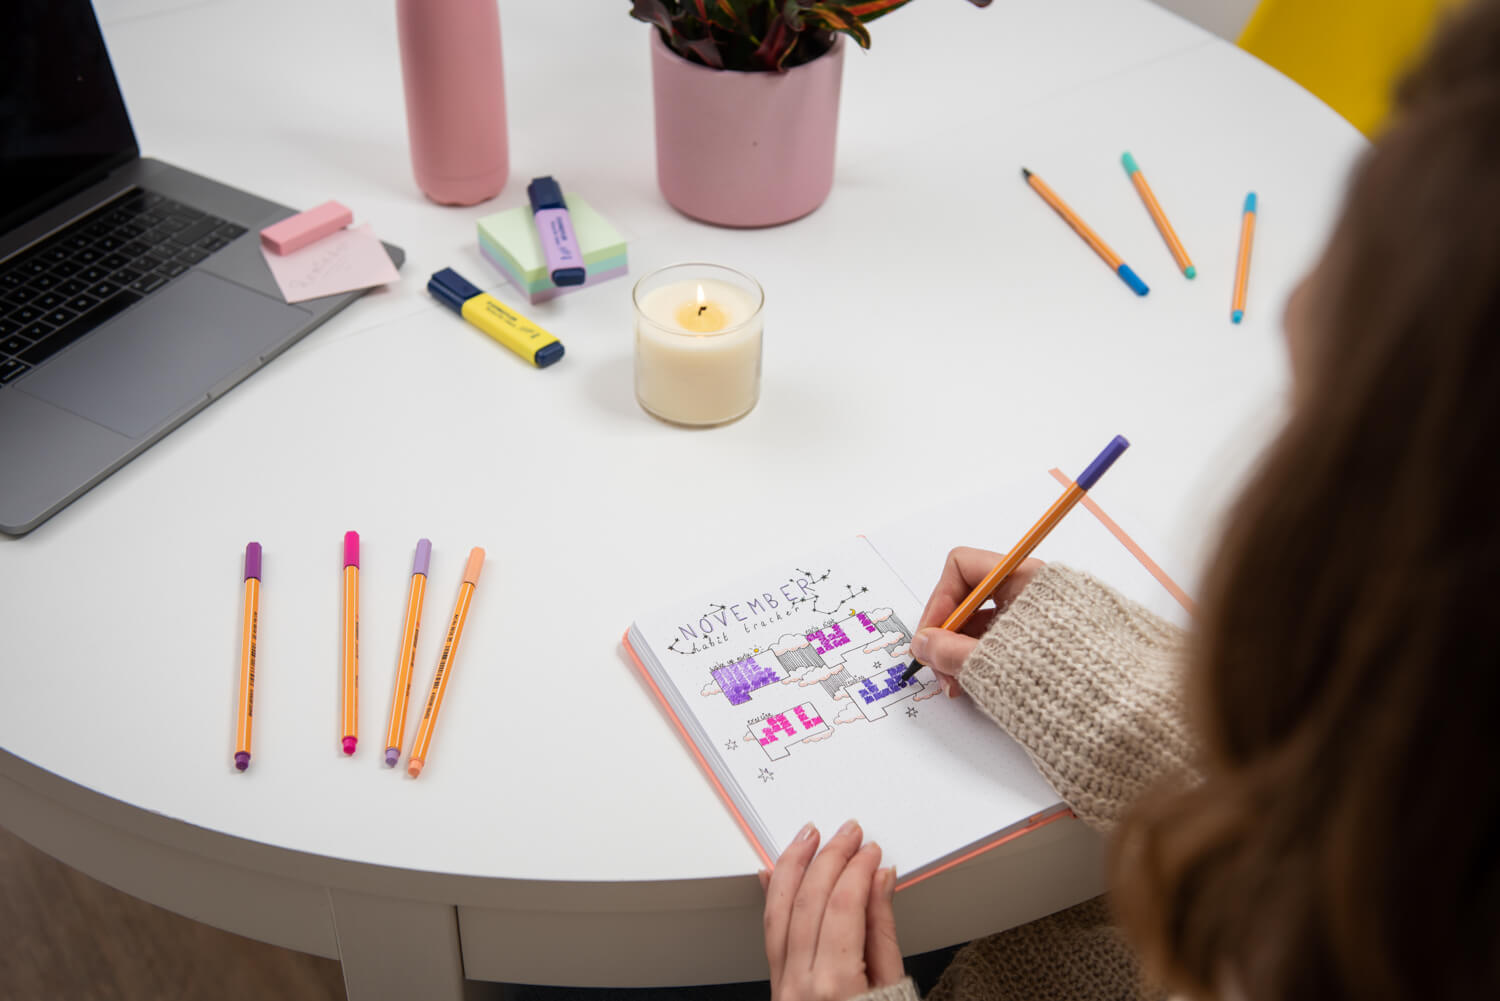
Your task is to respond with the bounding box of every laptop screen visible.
[0,1,139,234]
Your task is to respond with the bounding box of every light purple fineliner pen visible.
[527,176,586,287]
[385,539,433,767]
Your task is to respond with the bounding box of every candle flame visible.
[695,284,705,304]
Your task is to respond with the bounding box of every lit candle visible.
[675,284,729,333]
[634,264,764,426]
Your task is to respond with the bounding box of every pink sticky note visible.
[260,224,399,303]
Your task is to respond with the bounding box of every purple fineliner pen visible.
[385,539,432,767]
[527,176,586,287]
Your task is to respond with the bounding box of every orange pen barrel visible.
[408,547,484,778]
[1025,169,1125,270]
[1232,192,1258,323]
[943,482,1087,628]
[384,539,431,768]
[234,542,261,772]
[1130,171,1194,275]
[341,532,359,755]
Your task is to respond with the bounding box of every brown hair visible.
[1110,3,1500,999]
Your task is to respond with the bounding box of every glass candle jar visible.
[633,263,764,426]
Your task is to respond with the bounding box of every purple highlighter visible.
[527,176,586,287]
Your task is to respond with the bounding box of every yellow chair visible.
[1238,0,1466,136]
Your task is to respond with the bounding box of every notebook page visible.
[630,535,1060,879]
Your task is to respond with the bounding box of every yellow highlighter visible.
[428,268,564,367]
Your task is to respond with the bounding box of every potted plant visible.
[631,0,991,227]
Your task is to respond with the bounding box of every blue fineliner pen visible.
[428,268,565,368]
[1023,167,1149,296]
[527,176,586,287]
[1232,192,1257,324]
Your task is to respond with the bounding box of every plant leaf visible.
[804,3,873,47]
[677,30,727,68]
[628,0,678,34]
[749,14,793,70]
[845,0,913,21]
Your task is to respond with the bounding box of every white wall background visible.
[1151,0,1259,40]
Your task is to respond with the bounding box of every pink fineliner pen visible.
[341,531,359,755]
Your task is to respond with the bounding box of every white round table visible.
[0,1,1366,998]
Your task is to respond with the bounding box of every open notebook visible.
[623,469,1193,887]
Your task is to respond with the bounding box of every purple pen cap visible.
[413,538,432,576]
[344,531,359,568]
[244,542,262,581]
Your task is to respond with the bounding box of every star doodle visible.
[758,768,775,783]
[725,739,739,751]
[905,706,919,718]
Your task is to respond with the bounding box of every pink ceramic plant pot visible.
[650,30,844,228]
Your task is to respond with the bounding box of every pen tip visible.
[1020,167,1032,180]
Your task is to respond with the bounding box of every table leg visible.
[329,888,477,1001]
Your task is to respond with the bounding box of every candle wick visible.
[698,305,707,316]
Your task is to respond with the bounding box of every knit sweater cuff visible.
[957,564,1196,832]
[846,977,921,1001]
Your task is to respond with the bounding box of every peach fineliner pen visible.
[384,539,431,767]
[407,548,484,779]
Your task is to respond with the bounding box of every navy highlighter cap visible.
[428,267,481,313]
[526,176,566,212]
[534,342,565,368]
[527,176,587,287]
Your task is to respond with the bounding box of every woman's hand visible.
[910,549,1045,697]
[761,820,904,1001]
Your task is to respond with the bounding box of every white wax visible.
[635,278,763,426]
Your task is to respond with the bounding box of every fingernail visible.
[797,822,818,841]
[837,819,860,838]
[940,677,954,697]
[910,631,930,659]
[886,867,898,898]
[947,679,960,699]
[757,869,770,892]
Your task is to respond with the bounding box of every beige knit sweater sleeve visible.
[840,565,1197,1001]
[957,562,1197,832]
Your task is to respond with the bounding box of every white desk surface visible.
[1,0,1366,987]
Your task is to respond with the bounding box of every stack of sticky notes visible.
[477,194,627,304]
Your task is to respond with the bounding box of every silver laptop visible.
[0,0,403,535]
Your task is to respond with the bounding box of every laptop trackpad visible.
[20,272,311,440]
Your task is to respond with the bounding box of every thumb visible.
[911,627,977,680]
[864,867,905,987]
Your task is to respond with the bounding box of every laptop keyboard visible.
[0,188,247,387]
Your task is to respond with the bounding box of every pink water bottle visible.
[396,0,509,205]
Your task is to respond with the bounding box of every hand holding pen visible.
[908,554,1046,698]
